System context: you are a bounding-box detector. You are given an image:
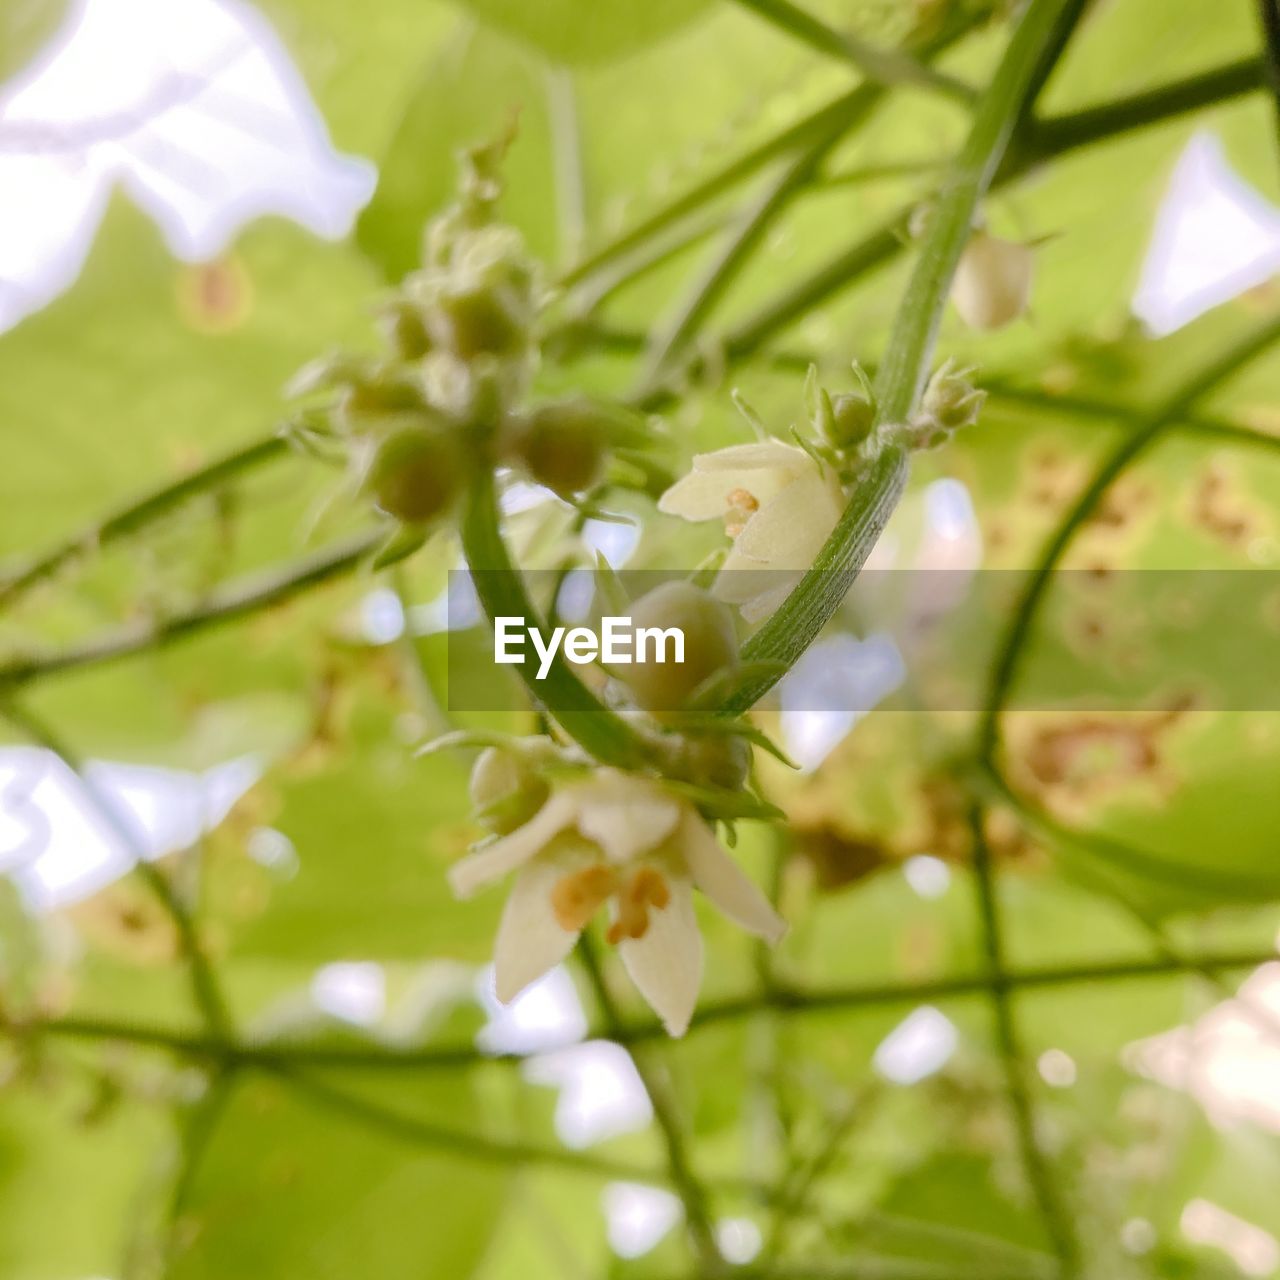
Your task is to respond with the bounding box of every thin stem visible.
[557,17,980,291]
[458,469,657,770]
[1260,0,1280,153]
[0,434,289,612]
[977,313,1280,763]
[724,53,1263,362]
[726,0,975,101]
[641,123,855,384]
[32,944,1276,1068]
[264,1061,762,1194]
[969,804,1079,1275]
[577,934,726,1272]
[546,66,588,263]
[0,529,382,688]
[727,0,1084,711]
[0,697,232,1039]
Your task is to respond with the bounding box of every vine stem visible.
[730,0,1085,711]
[0,529,381,688]
[977,312,1280,763]
[0,434,289,612]
[0,696,232,1039]
[969,804,1080,1275]
[726,0,975,101]
[26,945,1277,1067]
[458,468,658,769]
[577,934,725,1273]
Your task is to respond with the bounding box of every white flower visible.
[450,770,785,1035]
[951,230,1034,331]
[658,441,845,623]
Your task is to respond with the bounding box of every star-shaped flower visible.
[450,770,785,1035]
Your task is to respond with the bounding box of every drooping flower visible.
[449,769,785,1035]
[951,230,1034,331]
[658,441,845,623]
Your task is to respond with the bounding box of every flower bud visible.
[340,373,427,433]
[363,423,466,525]
[469,747,550,834]
[427,284,528,361]
[826,392,875,449]
[674,733,751,791]
[378,300,432,360]
[619,581,738,713]
[951,230,1034,331]
[512,399,609,497]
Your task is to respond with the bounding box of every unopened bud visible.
[674,733,751,791]
[619,581,738,714]
[512,399,609,497]
[920,360,985,432]
[378,300,432,360]
[826,392,875,448]
[951,230,1034,331]
[469,747,550,834]
[363,423,466,525]
[340,373,427,433]
[427,284,529,361]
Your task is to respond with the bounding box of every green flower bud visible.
[469,747,550,834]
[340,373,427,433]
[512,399,609,497]
[378,300,432,360]
[427,284,528,361]
[921,360,985,432]
[675,733,751,791]
[619,581,738,714]
[826,392,876,448]
[363,423,466,525]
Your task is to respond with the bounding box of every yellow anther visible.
[551,864,618,933]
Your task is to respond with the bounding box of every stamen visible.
[723,487,759,539]
[551,864,618,932]
[605,866,672,944]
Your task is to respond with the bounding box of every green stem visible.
[640,130,853,384]
[873,0,1087,422]
[724,53,1263,363]
[0,697,232,1039]
[458,470,657,770]
[732,445,908,708]
[726,0,1082,712]
[578,935,725,1272]
[977,313,1280,764]
[27,945,1277,1065]
[0,434,289,612]
[969,804,1079,1275]
[727,0,975,101]
[0,529,381,689]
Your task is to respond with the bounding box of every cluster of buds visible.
[285,134,662,551]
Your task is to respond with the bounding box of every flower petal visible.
[448,789,578,898]
[736,576,801,625]
[617,873,703,1036]
[690,441,807,472]
[734,467,844,568]
[678,812,786,945]
[574,772,682,863]
[657,443,806,521]
[492,854,587,1003]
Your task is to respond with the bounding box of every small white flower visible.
[450,770,785,1036]
[658,441,845,623]
[951,230,1034,331]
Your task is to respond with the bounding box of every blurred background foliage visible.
[1,0,1280,1276]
